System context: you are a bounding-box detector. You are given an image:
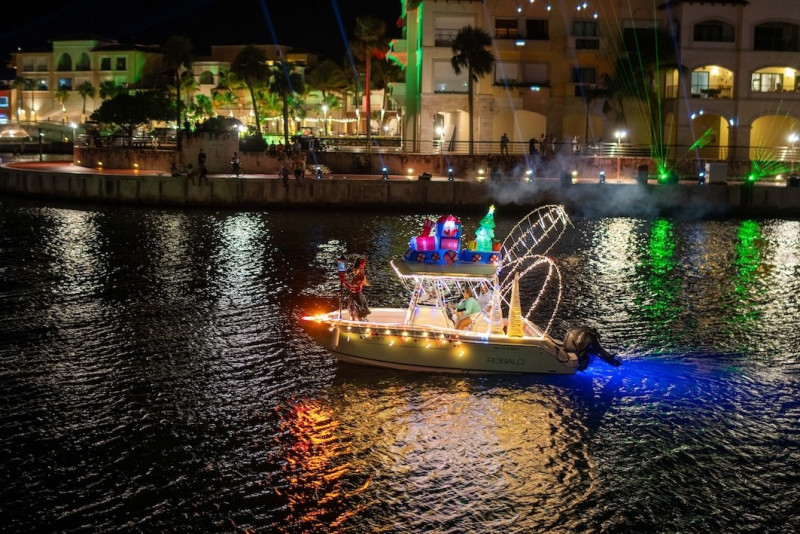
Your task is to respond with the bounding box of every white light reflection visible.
[212,214,271,306]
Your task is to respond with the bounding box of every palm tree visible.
[255,90,282,133]
[305,59,348,135]
[317,94,341,136]
[10,77,25,124]
[211,71,241,115]
[352,16,389,145]
[162,35,193,150]
[77,81,95,122]
[370,59,403,134]
[268,60,305,146]
[189,94,213,124]
[180,74,199,111]
[54,88,70,122]
[231,45,270,136]
[451,26,495,155]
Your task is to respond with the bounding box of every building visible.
[9,35,163,125]
[8,37,319,138]
[660,0,800,166]
[392,0,800,169]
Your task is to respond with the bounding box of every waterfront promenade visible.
[2,159,799,218]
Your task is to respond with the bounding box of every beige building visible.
[393,0,800,167]
[661,0,800,164]
[10,35,163,124]
[8,38,315,133]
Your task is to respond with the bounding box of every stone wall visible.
[3,164,799,217]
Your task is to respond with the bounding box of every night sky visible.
[1,0,402,69]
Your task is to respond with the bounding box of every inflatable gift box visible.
[439,237,459,251]
[411,236,437,251]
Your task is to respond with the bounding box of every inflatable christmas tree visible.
[475,205,496,251]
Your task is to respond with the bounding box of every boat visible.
[301,205,621,374]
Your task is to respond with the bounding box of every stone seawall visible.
[2,165,799,217]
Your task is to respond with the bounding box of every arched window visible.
[199,71,215,85]
[754,22,800,51]
[76,53,91,71]
[57,53,72,71]
[694,20,734,42]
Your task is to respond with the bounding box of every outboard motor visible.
[564,327,621,370]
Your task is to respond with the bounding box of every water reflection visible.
[1,201,799,532]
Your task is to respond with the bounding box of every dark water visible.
[1,198,798,533]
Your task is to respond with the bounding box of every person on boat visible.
[339,258,371,321]
[450,288,481,330]
[476,282,493,313]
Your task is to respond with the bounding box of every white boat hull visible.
[302,308,581,375]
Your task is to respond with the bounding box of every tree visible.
[370,59,403,134]
[256,90,282,133]
[211,71,241,115]
[188,94,214,124]
[54,88,70,123]
[99,81,123,100]
[231,45,270,136]
[90,91,172,146]
[162,35,193,150]
[10,77,26,123]
[451,26,495,155]
[268,60,305,146]
[305,59,348,135]
[77,81,96,121]
[352,16,389,145]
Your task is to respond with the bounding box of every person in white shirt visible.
[476,283,493,313]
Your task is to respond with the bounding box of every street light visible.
[614,130,626,179]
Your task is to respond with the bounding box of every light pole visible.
[70,122,77,145]
[614,130,626,178]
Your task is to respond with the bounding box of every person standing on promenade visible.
[197,148,207,183]
[500,133,509,156]
[231,152,240,178]
[281,164,290,189]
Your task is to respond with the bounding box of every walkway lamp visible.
[599,171,606,184]
[381,166,389,180]
[448,168,454,181]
